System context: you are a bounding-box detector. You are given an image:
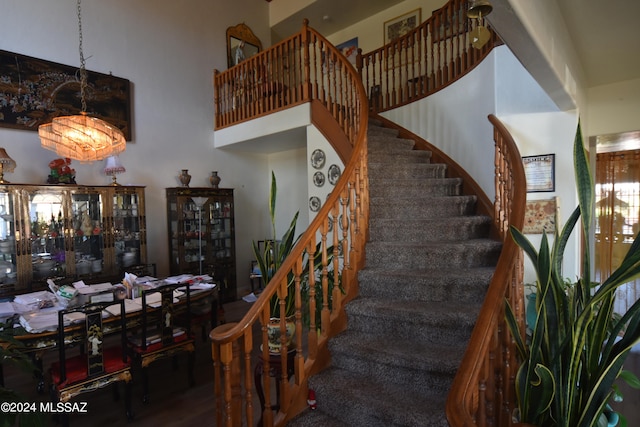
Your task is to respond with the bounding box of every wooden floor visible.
[5,299,640,426]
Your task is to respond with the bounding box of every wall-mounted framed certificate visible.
[522,154,555,192]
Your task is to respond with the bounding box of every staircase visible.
[289,118,501,426]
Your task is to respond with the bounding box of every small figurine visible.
[81,210,93,237]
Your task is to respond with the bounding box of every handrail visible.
[446,114,527,426]
[357,0,501,113]
[210,19,369,427]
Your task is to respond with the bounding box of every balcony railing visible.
[357,0,500,113]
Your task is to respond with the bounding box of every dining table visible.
[0,274,219,393]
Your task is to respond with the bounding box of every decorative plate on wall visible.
[309,196,321,212]
[313,171,325,187]
[328,164,341,185]
[310,149,326,169]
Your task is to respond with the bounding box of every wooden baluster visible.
[301,20,311,102]
[212,341,223,427]
[259,309,273,427]
[331,204,341,315]
[243,329,254,427]
[307,238,318,353]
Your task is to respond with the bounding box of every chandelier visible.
[38,0,126,163]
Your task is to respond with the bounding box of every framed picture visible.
[523,197,558,234]
[0,49,132,140]
[523,154,556,192]
[336,37,358,67]
[384,8,422,44]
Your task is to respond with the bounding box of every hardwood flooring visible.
[4,299,640,426]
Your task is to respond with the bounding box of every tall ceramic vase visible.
[209,171,221,188]
[179,169,191,187]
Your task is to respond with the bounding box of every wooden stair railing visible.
[210,20,370,427]
[446,114,527,427]
[357,0,501,114]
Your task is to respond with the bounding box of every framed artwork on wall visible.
[336,37,358,66]
[523,197,559,234]
[0,49,132,140]
[523,153,556,192]
[384,8,421,44]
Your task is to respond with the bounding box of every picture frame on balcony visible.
[384,8,421,44]
[0,49,132,140]
[336,37,358,67]
[523,153,556,192]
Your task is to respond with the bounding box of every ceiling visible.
[271,0,640,89]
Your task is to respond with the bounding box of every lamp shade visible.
[103,155,126,185]
[0,148,16,183]
[0,148,16,173]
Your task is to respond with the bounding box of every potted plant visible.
[252,172,300,352]
[505,123,640,427]
[0,321,44,427]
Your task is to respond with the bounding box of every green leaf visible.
[619,369,640,389]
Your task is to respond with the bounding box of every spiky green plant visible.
[251,171,299,318]
[505,122,640,427]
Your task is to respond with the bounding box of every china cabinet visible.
[166,187,236,302]
[0,183,146,297]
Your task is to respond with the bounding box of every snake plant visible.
[251,171,299,318]
[505,122,640,427]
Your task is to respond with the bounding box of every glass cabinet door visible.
[182,196,208,273]
[208,199,233,262]
[28,189,67,280]
[70,190,104,277]
[113,189,143,270]
[0,190,17,294]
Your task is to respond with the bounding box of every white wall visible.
[381,47,498,201]
[499,113,579,283]
[0,0,272,295]
[587,78,640,137]
[325,0,444,54]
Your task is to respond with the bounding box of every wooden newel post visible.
[211,323,242,427]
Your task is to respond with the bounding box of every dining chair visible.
[49,298,133,426]
[128,282,195,403]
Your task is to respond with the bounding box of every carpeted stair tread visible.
[327,332,464,396]
[369,150,432,164]
[365,239,501,269]
[306,367,449,427]
[288,407,351,427]
[369,216,492,242]
[357,267,492,302]
[345,298,481,327]
[330,330,466,374]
